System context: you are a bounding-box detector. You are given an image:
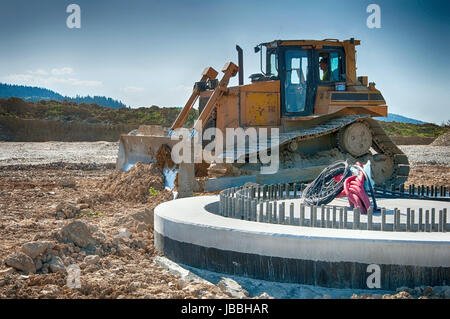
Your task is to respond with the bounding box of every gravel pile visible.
[430,131,450,146]
[398,145,450,166]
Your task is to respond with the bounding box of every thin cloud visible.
[27,69,48,76]
[3,68,102,88]
[61,78,102,87]
[51,67,74,76]
[121,86,145,93]
[173,84,192,92]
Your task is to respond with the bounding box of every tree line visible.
[0,83,127,109]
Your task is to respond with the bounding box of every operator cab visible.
[251,39,349,117]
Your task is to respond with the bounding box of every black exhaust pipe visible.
[236,45,243,85]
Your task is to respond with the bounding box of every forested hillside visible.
[0,83,127,109]
[0,97,197,127]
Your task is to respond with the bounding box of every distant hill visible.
[0,97,198,127]
[377,121,446,138]
[0,83,431,124]
[1,92,447,139]
[0,83,127,109]
[375,113,425,124]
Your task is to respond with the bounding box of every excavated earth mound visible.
[101,162,169,203]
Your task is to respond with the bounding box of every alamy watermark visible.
[366,264,381,289]
[170,123,280,174]
[65,4,380,30]
[66,4,81,29]
[366,4,381,29]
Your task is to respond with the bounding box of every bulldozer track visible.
[220,115,410,188]
[364,117,410,187]
[289,116,410,187]
[286,116,410,187]
[220,115,369,160]
[279,115,368,143]
[284,116,410,187]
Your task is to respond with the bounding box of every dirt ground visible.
[405,166,450,187]
[0,163,234,299]
[0,142,448,299]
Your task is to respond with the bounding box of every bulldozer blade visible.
[116,134,178,171]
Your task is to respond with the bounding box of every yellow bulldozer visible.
[117,38,409,195]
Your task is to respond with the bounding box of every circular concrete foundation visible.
[154,195,450,290]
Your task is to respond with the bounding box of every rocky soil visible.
[0,142,448,299]
[404,166,450,187]
[396,144,450,187]
[0,164,240,299]
[350,286,450,299]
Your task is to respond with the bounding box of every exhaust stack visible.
[236,45,243,85]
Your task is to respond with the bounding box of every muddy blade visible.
[116,135,176,171]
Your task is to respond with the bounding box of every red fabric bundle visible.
[343,174,371,214]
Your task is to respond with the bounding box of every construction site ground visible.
[0,141,449,299]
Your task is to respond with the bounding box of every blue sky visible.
[0,0,449,123]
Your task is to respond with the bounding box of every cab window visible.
[284,50,308,113]
[319,51,344,82]
[268,52,278,77]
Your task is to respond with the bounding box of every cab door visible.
[280,48,315,117]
